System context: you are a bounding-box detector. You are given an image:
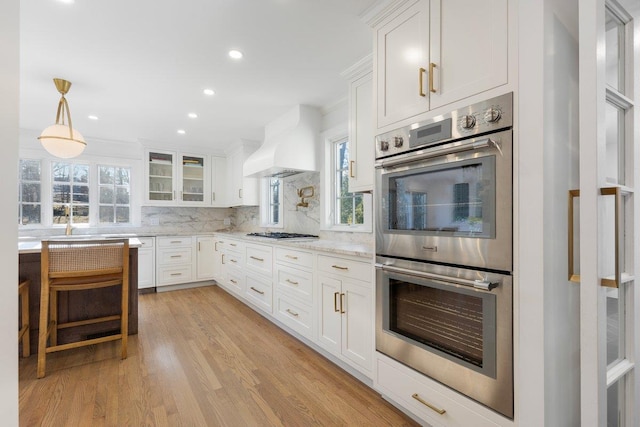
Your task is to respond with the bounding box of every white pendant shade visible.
[39,124,86,158]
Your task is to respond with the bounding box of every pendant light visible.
[38,78,86,158]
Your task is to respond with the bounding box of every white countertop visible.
[19,236,143,254]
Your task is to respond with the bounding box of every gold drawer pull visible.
[411,393,446,415]
[349,160,355,178]
[250,286,264,295]
[428,62,437,93]
[170,255,182,258]
[230,243,237,247]
[170,240,182,244]
[334,292,340,312]
[230,279,237,284]
[170,273,182,276]
[285,255,298,260]
[250,256,264,262]
[419,67,426,97]
[286,309,299,317]
[331,265,349,271]
[230,259,237,263]
[568,189,580,282]
[285,279,299,286]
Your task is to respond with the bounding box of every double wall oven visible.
[374,93,513,418]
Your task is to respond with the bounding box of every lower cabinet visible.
[196,236,215,280]
[138,236,155,289]
[245,243,273,314]
[220,238,245,296]
[317,272,373,374]
[156,236,194,287]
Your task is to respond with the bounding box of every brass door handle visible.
[419,67,427,97]
[429,62,437,93]
[568,189,580,282]
[250,256,264,262]
[285,279,299,286]
[331,265,349,271]
[333,292,339,312]
[340,293,345,314]
[349,160,355,178]
[286,309,299,317]
[230,279,237,284]
[285,254,298,260]
[600,187,622,288]
[250,286,264,295]
[411,393,446,415]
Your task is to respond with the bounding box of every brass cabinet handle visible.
[600,187,622,288]
[419,67,427,97]
[429,63,437,93]
[230,243,237,247]
[331,265,349,271]
[568,189,580,282]
[286,309,299,317]
[212,192,216,201]
[198,242,201,251]
[250,286,264,295]
[250,256,264,262]
[214,242,218,251]
[170,240,182,244]
[170,255,182,258]
[285,279,299,286]
[170,273,182,277]
[411,393,446,415]
[239,189,242,199]
[340,293,345,314]
[221,254,225,264]
[285,254,298,260]
[349,160,355,178]
[333,292,340,312]
[230,279,237,284]
[230,259,237,263]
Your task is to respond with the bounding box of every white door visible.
[578,1,639,425]
[317,275,342,354]
[196,236,215,280]
[341,280,373,371]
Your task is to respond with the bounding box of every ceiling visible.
[20,0,377,154]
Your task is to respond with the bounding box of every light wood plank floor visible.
[19,285,418,426]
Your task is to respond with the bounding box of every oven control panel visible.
[375,92,513,159]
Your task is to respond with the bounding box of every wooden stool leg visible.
[19,280,30,357]
[49,290,58,346]
[121,281,128,359]
[37,278,51,379]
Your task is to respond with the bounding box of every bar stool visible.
[37,239,129,378]
[18,279,30,357]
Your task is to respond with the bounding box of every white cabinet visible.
[374,0,508,129]
[155,236,194,287]
[316,255,373,374]
[220,238,245,296]
[212,236,225,282]
[227,142,260,206]
[196,236,215,280]
[137,236,155,289]
[210,155,227,207]
[274,247,315,339]
[343,56,374,193]
[146,150,210,206]
[245,243,273,313]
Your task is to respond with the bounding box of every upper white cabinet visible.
[146,150,210,206]
[374,0,508,129]
[227,142,259,206]
[343,56,374,193]
[210,155,227,207]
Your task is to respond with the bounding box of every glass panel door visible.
[148,151,174,201]
[181,155,205,202]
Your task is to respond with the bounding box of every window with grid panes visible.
[18,159,42,225]
[52,162,90,224]
[98,165,131,224]
[334,138,364,226]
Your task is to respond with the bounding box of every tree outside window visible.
[52,162,90,224]
[99,165,131,224]
[18,159,42,225]
[334,139,364,226]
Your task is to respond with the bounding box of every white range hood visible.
[243,105,321,178]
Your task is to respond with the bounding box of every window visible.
[52,162,90,225]
[261,177,283,227]
[98,165,131,224]
[18,159,42,225]
[323,134,371,231]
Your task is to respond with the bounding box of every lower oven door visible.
[375,256,513,418]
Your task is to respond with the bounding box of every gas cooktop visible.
[246,232,319,239]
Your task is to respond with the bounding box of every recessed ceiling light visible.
[88,115,99,120]
[188,113,198,119]
[203,89,215,96]
[177,129,186,135]
[228,50,243,59]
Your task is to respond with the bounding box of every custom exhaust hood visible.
[243,105,321,178]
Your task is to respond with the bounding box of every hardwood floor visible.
[19,285,418,426]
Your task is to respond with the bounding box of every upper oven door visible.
[375,129,512,272]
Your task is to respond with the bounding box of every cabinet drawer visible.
[275,295,312,340]
[158,248,192,264]
[224,251,244,268]
[246,244,273,276]
[138,237,155,247]
[157,236,193,247]
[275,247,313,269]
[245,274,272,313]
[157,265,193,286]
[226,267,245,294]
[225,239,245,253]
[276,265,313,304]
[317,255,372,281]
[376,357,500,427]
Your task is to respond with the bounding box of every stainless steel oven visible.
[376,256,513,418]
[375,92,513,272]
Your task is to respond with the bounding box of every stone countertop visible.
[213,232,373,259]
[18,236,143,254]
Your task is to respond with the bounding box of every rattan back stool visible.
[37,239,129,378]
[18,279,30,357]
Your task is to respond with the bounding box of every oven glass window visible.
[387,157,495,237]
[389,278,486,367]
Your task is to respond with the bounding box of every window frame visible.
[97,164,133,225]
[260,176,284,228]
[18,158,43,226]
[321,128,371,233]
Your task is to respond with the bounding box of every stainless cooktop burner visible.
[246,232,319,239]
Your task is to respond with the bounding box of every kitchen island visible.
[19,237,140,352]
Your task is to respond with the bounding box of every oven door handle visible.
[375,263,499,291]
[375,137,500,170]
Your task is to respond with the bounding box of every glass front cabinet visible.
[146,150,211,206]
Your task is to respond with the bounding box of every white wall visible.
[0,0,20,424]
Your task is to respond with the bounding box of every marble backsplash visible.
[19,171,373,246]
